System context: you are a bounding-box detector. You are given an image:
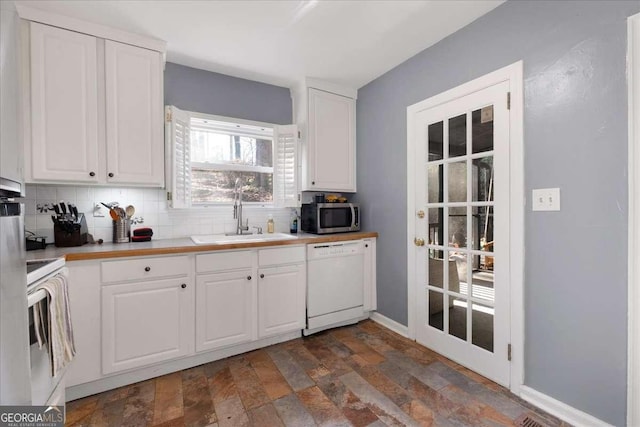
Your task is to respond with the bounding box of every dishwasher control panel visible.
[307,240,364,259]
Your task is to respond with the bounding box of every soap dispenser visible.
[267,214,275,233]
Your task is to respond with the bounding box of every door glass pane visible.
[471,205,493,251]
[472,107,493,154]
[472,301,494,352]
[450,252,468,296]
[471,268,494,302]
[428,164,443,203]
[472,156,493,202]
[428,208,443,246]
[428,255,444,288]
[448,296,467,341]
[448,114,466,158]
[448,161,467,202]
[448,206,467,249]
[428,290,444,331]
[428,121,444,161]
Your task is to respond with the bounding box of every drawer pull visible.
[108,172,114,178]
[89,171,95,177]
[247,275,252,281]
[144,266,151,272]
[181,284,187,289]
[260,274,265,279]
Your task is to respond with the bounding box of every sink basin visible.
[191,233,298,245]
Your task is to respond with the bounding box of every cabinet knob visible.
[89,171,95,177]
[365,244,369,248]
[144,266,151,272]
[260,273,265,279]
[247,275,252,280]
[181,284,187,289]
[108,172,114,178]
[311,181,315,185]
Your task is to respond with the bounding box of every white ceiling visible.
[15,0,504,89]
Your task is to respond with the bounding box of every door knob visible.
[414,237,425,247]
[417,210,425,219]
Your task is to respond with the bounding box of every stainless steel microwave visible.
[301,203,360,234]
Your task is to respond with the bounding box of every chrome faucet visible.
[233,177,250,235]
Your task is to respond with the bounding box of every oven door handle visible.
[349,203,356,229]
[27,289,48,308]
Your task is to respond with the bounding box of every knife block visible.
[54,213,88,247]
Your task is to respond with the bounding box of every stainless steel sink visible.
[190,233,298,245]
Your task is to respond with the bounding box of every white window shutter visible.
[273,124,299,208]
[166,105,191,209]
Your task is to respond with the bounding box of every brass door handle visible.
[414,238,425,247]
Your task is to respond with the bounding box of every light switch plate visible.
[532,188,560,211]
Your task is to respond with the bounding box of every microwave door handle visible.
[349,203,356,229]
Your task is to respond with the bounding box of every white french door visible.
[412,81,511,386]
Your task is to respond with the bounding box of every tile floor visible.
[65,320,568,427]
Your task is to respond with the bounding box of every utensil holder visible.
[112,218,131,243]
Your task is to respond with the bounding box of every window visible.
[165,106,298,209]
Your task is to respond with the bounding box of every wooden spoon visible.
[125,205,135,219]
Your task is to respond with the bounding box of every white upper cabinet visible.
[18,6,166,187]
[297,79,357,193]
[105,41,163,186]
[29,23,100,183]
[307,88,356,191]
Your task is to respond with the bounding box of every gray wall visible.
[355,1,639,425]
[164,62,292,125]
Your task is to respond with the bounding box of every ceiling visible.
[15,0,504,89]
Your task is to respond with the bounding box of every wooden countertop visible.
[25,232,379,262]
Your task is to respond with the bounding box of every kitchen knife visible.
[51,215,57,224]
[60,202,67,215]
[53,204,60,215]
[71,204,78,220]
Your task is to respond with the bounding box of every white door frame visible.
[407,61,524,393]
[628,12,640,427]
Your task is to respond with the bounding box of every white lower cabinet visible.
[196,270,255,352]
[363,237,377,311]
[258,263,305,338]
[101,277,193,375]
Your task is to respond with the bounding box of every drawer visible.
[259,246,305,267]
[196,250,253,273]
[101,256,189,284]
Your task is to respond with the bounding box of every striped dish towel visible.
[32,270,76,378]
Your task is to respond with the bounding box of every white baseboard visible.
[519,385,613,427]
[369,311,409,338]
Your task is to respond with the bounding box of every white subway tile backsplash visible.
[22,184,296,243]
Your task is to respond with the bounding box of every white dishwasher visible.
[305,240,365,334]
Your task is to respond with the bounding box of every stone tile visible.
[247,349,293,400]
[400,399,435,426]
[152,417,186,427]
[122,380,156,427]
[213,395,250,427]
[317,377,380,427]
[247,404,285,427]
[286,342,323,371]
[228,358,271,410]
[65,395,98,425]
[297,386,351,427]
[352,364,413,408]
[153,372,184,425]
[208,367,239,404]
[267,347,315,391]
[405,376,460,418]
[339,371,420,427]
[272,393,317,427]
[203,359,229,379]
[89,397,126,427]
[303,337,355,378]
[182,366,217,427]
[384,351,450,391]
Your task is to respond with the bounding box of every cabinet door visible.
[258,264,305,338]
[363,238,377,311]
[30,23,99,182]
[105,40,164,186]
[65,262,102,387]
[307,88,356,191]
[196,270,255,352]
[102,278,193,374]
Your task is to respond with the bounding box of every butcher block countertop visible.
[25,232,379,262]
